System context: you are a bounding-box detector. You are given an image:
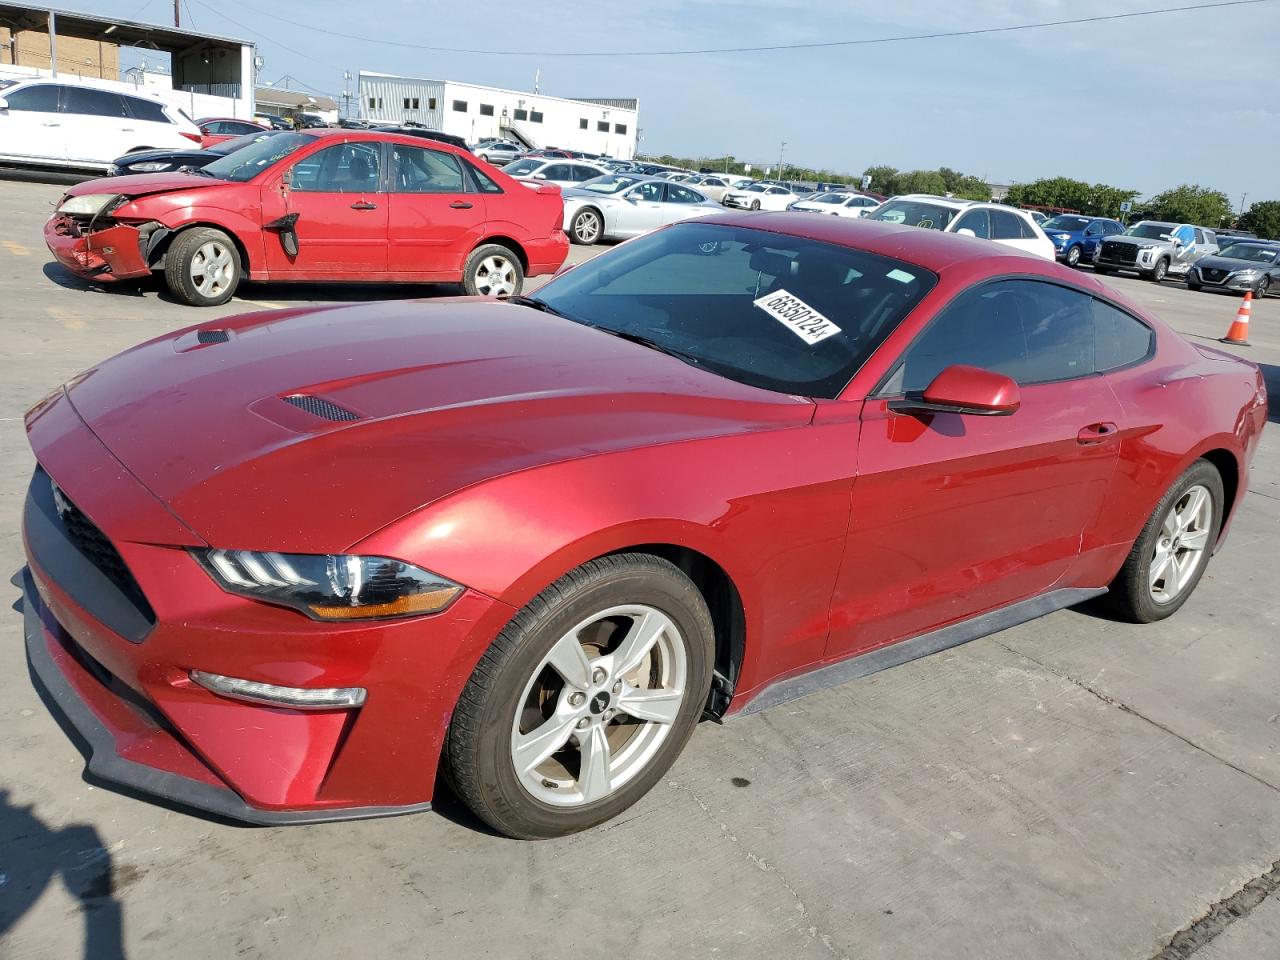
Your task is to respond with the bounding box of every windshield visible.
[809,193,845,204]
[1125,223,1174,240]
[579,174,643,194]
[528,222,937,398]
[1219,244,1278,263]
[1043,215,1091,231]
[867,200,957,230]
[743,184,767,193]
[504,158,543,177]
[200,132,311,181]
[209,129,283,156]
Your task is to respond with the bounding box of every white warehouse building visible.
[358,72,639,159]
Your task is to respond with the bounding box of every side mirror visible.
[889,365,1020,417]
[533,172,547,180]
[956,228,977,238]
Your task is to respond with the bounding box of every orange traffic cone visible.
[1220,291,1252,346]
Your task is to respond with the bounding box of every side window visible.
[630,182,664,202]
[954,209,991,239]
[540,163,571,180]
[465,161,503,194]
[570,165,598,182]
[1084,221,1102,237]
[884,279,1096,394]
[990,210,1026,241]
[1173,225,1195,246]
[668,185,702,204]
[3,84,60,112]
[1094,299,1154,371]
[125,97,169,124]
[62,87,129,118]
[291,142,382,193]
[1203,230,1217,247]
[390,144,465,193]
[1194,228,1206,245]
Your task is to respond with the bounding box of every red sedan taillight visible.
[180,130,202,144]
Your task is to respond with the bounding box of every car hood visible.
[65,171,226,199]
[63,299,813,551]
[1104,235,1169,248]
[1194,254,1270,271]
[115,148,212,166]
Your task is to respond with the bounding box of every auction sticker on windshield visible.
[753,289,842,345]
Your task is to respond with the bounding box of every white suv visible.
[0,78,201,172]
[867,194,1056,260]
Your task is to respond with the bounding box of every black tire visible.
[445,554,714,839]
[1256,277,1270,299]
[750,199,761,211]
[1094,264,1113,275]
[1186,280,1202,291]
[569,208,603,246]
[1065,245,1082,268]
[1104,460,1224,624]
[1151,258,1168,283]
[462,243,524,297]
[163,227,241,307]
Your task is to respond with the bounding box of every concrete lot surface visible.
[1,175,1278,960]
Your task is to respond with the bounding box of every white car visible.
[0,77,201,172]
[722,183,798,211]
[562,174,720,244]
[866,194,1055,260]
[683,175,734,202]
[788,192,882,218]
[504,156,607,190]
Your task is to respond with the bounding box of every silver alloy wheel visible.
[510,604,687,807]
[190,240,234,298]
[1066,245,1081,267]
[474,254,517,296]
[1149,483,1212,604]
[574,210,601,244]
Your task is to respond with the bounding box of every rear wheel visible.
[1105,460,1223,623]
[445,554,714,839]
[462,243,523,297]
[570,208,603,245]
[164,227,241,306]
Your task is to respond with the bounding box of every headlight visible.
[1139,249,1154,261]
[128,161,173,173]
[1054,233,1071,241]
[56,193,124,216]
[1231,268,1260,279]
[194,550,463,620]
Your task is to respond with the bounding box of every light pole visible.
[778,141,786,183]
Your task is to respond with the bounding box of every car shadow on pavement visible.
[0,789,128,959]
[1260,363,1280,423]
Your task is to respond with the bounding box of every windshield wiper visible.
[595,329,704,368]
[182,166,216,177]
[505,294,572,319]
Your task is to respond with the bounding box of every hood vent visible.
[197,329,230,344]
[282,394,362,422]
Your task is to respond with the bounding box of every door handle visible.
[42,121,60,127]
[350,200,378,210]
[1077,422,1119,444]
[449,200,473,209]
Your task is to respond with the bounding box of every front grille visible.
[282,394,361,422]
[47,474,155,623]
[1100,240,1139,265]
[197,328,230,344]
[1201,268,1227,283]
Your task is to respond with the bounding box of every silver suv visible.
[1094,221,1219,282]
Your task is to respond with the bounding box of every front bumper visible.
[1189,267,1261,291]
[44,215,152,282]
[21,390,516,824]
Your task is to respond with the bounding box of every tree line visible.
[644,154,1279,238]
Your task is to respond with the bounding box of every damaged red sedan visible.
[22,214,1266,838]
[44,129,568,305]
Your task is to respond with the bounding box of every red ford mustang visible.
[21,214,1266,838]
[43,129,568,305]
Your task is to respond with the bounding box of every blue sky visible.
[89,0,1280,208]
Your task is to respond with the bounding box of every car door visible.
[1081,220,1105,256]
[385,142,487,277]
[0,83,65,162]
[1171,225,1197,270]
[260,140,388,277]
[61,86,138,163]
[662,183,710,224]
[615,181,667,236]
[121,94,181,148]
[990,208,1048,257]
[952,208,991,240]
[826,278,1123,660]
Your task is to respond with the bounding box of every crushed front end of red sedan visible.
[44,129,568,305]
[21,214,1267,838]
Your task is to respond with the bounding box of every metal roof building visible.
[358,72,639,158]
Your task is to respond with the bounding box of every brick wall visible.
[0,26,119,80]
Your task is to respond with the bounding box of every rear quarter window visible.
[1094,299,1154,371]
[124,96,170,124]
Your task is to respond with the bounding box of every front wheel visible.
[445,554,714,839]
[1065,245,1082,268]
[750,199,761,211]
[463,243,523,297]
[570,208,603,245]
[164,227,241,306]
[1256,276,1270,299]
[1105,460,1223,623]
[1151,258,1169,283]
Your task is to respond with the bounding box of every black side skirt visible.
[732,587,1107,718]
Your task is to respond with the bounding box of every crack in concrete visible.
[1150,858,1280,959]
[996,641,1280,797]
[663,776,850,960]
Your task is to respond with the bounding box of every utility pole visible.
[173,0,180,27]
[1239,193,1248,223]
[778,141,786,183]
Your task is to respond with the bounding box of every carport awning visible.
[0,3,250,54]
